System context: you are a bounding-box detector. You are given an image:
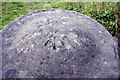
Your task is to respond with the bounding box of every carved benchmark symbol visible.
[43,31,80,52]
[44,31,65,51]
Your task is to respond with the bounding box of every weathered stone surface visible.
[1,9,119,78]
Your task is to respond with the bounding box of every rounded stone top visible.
[1,9,119,78]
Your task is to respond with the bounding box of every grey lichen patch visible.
[99,31,102,33]
[17,22,21,25]
[67,33,80,45]
[19,70,28,78]
[31,32,41,38]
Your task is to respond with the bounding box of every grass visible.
[1,2,120,44]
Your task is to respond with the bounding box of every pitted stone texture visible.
[1,9,119,78]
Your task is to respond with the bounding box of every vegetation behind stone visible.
[1,2,120,45]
